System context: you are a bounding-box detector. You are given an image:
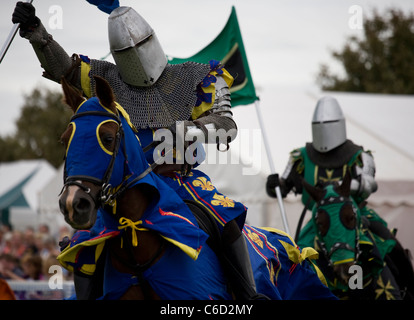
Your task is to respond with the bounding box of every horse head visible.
[59,76,142,229]
[303,172,361,286]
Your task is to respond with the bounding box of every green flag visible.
[168,6,258,107]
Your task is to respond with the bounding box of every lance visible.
[0,0,34,64]
[254,100,291,235]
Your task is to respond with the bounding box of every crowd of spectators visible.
[0,223,73,284]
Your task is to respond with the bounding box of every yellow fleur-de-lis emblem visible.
[247,229,263,249]
[211,193,235,208]
[192,177,215,191]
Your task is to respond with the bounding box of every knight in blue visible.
[13,3,259,299]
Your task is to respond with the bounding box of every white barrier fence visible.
[6,280,75,300]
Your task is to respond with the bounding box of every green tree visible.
[0,86,72,168]
[317,8,414,94]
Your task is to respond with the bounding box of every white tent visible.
[0,159,56,230]
[199,86,414,255]
[37,163,67,233]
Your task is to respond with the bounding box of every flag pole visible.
[254,99,291,235]
[0,0,34,65]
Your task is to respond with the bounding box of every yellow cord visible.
[118,217,148,247]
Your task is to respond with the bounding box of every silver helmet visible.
[311,96,346,153]
[108,6,167,87]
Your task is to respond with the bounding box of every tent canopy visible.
[0,160,56,226]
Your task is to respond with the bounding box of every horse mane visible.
[60,75,118,114]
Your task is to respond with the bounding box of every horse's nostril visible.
[74,197,92,213]
[71,196,95,228]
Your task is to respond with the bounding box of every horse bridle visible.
[314,195,361,267]
[62,111,157,208]
[62,110,167,299]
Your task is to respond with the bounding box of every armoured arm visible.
[266,153,303,198]
[12,3,80,87]
[159,73,236,175]
[24,22,79,84]
[350,151,378,200]
[185,75,237,145]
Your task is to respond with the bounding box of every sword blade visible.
[0,0,34,64]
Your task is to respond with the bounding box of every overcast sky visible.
[1,0,413,136]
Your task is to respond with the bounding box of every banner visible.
[169,6,258,107]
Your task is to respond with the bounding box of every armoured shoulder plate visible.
[89,60,211,128]
[351,151,378,200]
[281,148,304,179]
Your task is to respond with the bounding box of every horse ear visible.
[302,177,325,203]
[337,170,352,197]
[93,76,117,113]
[61,76,84,113]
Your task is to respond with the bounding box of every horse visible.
[56,75,336,300]
[298,173,414,300]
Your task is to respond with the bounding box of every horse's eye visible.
[101,133,115,149]
[98,122,119,153]
[340,203,356,229]
[315,209,329,236]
